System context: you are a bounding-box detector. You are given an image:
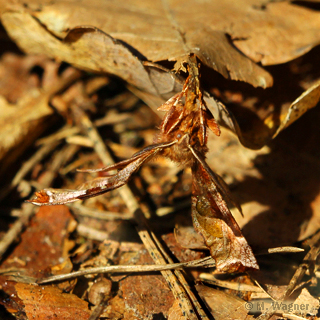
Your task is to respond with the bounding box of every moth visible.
[28,55,259,273]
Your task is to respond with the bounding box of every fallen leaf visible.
[273,79,320,138]
[119,250,175,319]
[4,1,320,82]
[15,283,91,320]
[0,54,80,178]
[292,288,319,316]
[174,215,207,250]
[1,0,275,87]
[196,284,253,320]
[2,2,320,150]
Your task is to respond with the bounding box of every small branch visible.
[0,205,35,260]
[281,230,320,300]
[71,203,132,221]
[37,257,213,284]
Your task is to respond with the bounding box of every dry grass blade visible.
[199,273,264,292]
[0,140,60,201]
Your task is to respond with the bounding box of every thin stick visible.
[0,141,60,201]
[281,230,320,300]
[36,257,213,284]
[149,227,210,320]
[71,204,132,221]
[0,205,35,260]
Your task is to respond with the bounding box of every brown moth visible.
[28,55,258,273]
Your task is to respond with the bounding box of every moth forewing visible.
[188,145,243,217]
[191,160,259,273]
[28,141,177,206]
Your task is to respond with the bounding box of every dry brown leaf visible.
[0,54,80,178]
[2,2,320,150]
[196,284,253,320]
[174,215,207,250]
[1,0,274,88]
[292,288,319,316]
[15,283,91,320]
[3,1,320,82]
[273,79,320,138]
[0,205,76,298]
[118,250,175,319]
[1,12,157,94]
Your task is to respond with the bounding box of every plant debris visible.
[0,2,320,320]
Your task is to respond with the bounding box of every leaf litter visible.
[0,1,320,320]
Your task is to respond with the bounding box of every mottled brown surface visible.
[16,283,90,320]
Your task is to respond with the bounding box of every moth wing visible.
[28,142,174,206]
[191,161,258,272]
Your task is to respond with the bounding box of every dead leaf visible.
[4,0,320,83]
[0,54,80,178]
[174,215,207,250]
[196,284,253,320]
[1,0,275,87]
[162,232,205,262]
[15,283,91,320]
[2,2,320,150]
[292,288,319,316]
[119,250,175,319]
[0,205,76,306]
[273,79,320,137]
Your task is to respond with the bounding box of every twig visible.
[256,231,320,320]
[0,205,35,261]
[37,257,213,284]
[256,246,304,255]
[36,126,80,145]
[0,141,60,201]
[71,203,132,221]
[281,230,320,300]
[89,295,109,320]
[77,224,109,241]
[148,224,210,320]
